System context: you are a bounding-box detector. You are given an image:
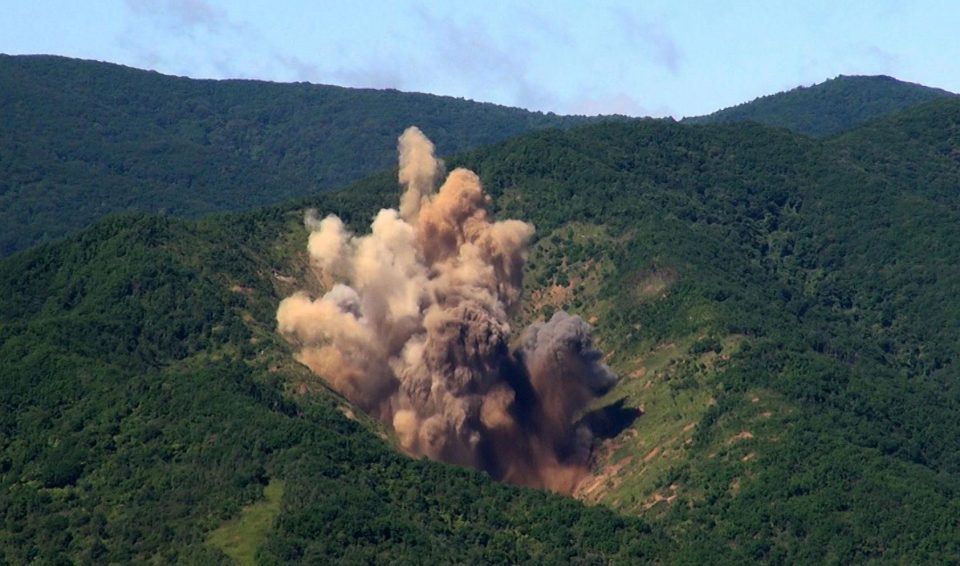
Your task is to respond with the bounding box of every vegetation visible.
[281,98,960,561]
[0,54,615,255]
[684,74,956,137]
[0,213,666,564]
[456,100,960,562]
[2,67,960,562]
[207,480,285,566]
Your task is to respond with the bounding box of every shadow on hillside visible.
[580,398,642,440]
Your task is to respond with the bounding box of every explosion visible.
[277,127,616,492]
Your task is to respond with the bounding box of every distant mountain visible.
[683,74,957,137]
[0,54,614,255]
[4,97,960,563]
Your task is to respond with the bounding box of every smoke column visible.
[277,127,617,492]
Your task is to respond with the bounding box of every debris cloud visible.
[277,127,617,492]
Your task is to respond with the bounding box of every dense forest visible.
[0,215,667,564]
[0,55,613,256]
[3,57,953,258]
[684,74,956,137]
[2,60,960,563]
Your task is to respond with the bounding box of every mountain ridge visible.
[0,53,620,255]
[683,74,957,136]
[3,56,955,258]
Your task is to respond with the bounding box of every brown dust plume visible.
[277,126,617,492]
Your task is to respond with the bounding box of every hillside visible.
[0,215,666,564]
[3,98,960,563]
[683,74,957,137]
[0,54,610,256]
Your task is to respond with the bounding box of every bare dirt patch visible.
[529,283,574,312]
[634,266,678,299]
[230,285,255,296]
[576,456,634,499]
[726,431,754,444]
[641,484,679,510]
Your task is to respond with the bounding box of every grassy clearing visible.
[208,479,285,565]
[578,335,753,518]
[582,339,712,514]
[521,223,617,323]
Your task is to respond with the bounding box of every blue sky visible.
[3,1,958,117]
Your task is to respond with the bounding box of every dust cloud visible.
[278,127,616,492]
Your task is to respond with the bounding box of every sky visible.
[2,1,959,118]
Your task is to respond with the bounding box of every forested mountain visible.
[683,74,957,137]
[3,57,953,259]
[0,54,610,256]
[3,92,959,563]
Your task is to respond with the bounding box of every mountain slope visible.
[0,215,667,564]
[293,99,960,560]
[0,54,611,255]
[3,99,960,563]
[683,74,957,137]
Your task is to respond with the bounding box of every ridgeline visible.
[0,54,613,255]
[684,74,956,137]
